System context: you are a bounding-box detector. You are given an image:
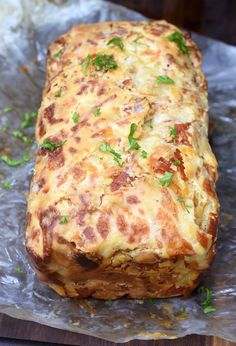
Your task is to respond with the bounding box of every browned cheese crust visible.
[25,21,219,299]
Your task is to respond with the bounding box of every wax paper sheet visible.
[0,0,236,343]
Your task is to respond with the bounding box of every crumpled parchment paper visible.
[0,0,236,343]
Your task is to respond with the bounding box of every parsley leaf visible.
[99,142,124,166]
[59,215,69,224]
[91,53,118,72]
[1,155,22,167]
[3,106,14,113]
[179,307,185,313]
[72,112,79,123]
[173,159,181,166]
[2,125,9,132]
[156,75,175,85]
[185,204,192,213]
[141,150,148,159]
[23,152,30,162]
[52,48,65,58]
[99,142,121,159]
[12,130,23,138]
[40,138,66,151]
[2,181,13,189]
[176,197,185,202]
[128,123,140,150]
[176,197,192,213]
[159,171,173,187]
[168,31,189,55]
[147,298,156,304]
[107,37,124,51]
[168,126,177,143]
[203,306,216,314]
[15,267,24,273]
[93,108,101,117]
[12,130,33,144]
[197,286,216,314]
[21,111,37,129]
[80,54,91,73]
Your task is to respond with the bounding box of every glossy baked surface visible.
[25,21,219,298]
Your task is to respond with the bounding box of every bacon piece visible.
[38,117,46,137]
[43,103,62,125]
[97,214,109,239]
[116,214,128,234]
[110,171,133,192]
[173,149,188,181]
[126,195,140,204]
[174,122,191,145]
[40,146,65,171]
[129,221,149,243]
[150,155,173,174]
[83,227,97,243]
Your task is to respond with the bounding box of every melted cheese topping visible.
[26,21,219,273]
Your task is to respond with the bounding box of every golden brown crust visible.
[25,21,219,299]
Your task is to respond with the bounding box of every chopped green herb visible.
[59,215,69,224]
[52,47,65,58]
[91,53,118,72]
[80,54,91,73]
[169,126,177,138]
[179,307,185,313]
[2,125,9,132]
[21,111,37,129]
[54,89,61,98]
[128,123,140,150]
[22,135,33,144]
[113,156,124,167]
[2,181,13,189]
[12,130,33,144]
[159,171,173,187]
[40,138,66,151]
[185,204,192,213]
[107,37,124,51]
[3,106,14,113]
[99,142,121,159]
[93,108,101,117]
[141,150,148,159]
[203,306,216,314]
[72,112,79,123]
[12,130,23,138]
[173,159,181,166]
[23,152,30,162]
[15,267,23,273]
[107,298,113,304]
[168,31,189,55]
[1,155,22,167]
[99,142,124,167]
[147,298,156,304]
[176,197,185,202]
[156,75,175,85]
[197,286,216,314]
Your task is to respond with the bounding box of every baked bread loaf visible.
[25,21,219,299]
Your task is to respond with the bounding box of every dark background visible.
[107,0,236,45]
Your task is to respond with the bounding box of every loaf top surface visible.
[26,21,219,266]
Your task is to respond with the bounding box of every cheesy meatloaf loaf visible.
[25,21,219,299]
